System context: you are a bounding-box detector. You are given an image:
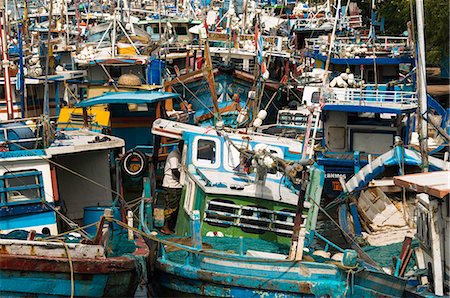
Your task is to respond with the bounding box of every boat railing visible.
[325,88,418,107]
[304,35,412,56]
[306,230,345,253]
[0,119,44,148]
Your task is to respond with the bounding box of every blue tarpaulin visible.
[76,91,180,107]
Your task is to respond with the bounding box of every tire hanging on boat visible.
[121,150,148,177]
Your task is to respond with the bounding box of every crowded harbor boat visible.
[0,0,448,296]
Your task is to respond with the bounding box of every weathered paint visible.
[0,238,149,297]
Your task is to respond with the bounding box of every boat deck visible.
[163,236,290,264]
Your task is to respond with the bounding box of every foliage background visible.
[353,0,449,66]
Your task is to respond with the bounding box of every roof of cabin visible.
[76,91,180,107]
[46,130,124,155]
[393,171,450,199]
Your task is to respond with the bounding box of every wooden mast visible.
[202,20,222,121]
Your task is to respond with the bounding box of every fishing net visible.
[363,239,419,271]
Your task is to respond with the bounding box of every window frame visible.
[223,140,252,172]
[0,170,44,206]
[192,136,221,169]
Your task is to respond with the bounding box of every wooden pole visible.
[202,20,221,121]
[0,0,13,119]
[43,0,53,119]
[415,0,429,172]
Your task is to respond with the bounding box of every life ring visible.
[121,150,148,177]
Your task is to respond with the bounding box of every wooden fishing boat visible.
[0,119,149,297]
[146,118,407,297]
[394,171,450,297]
[0,236,149,297]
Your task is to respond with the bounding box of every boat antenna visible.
[415,0,429,172]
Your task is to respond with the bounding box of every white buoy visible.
[330,77,338,87]
[215,120,225,130]
[253,118,263,128]
[237,109,248,124]
[257,110,267,120]
[340,72,348,81]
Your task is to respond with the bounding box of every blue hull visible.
[155,255,406,297]
[0,269,138,297]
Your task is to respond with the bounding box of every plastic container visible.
[83,206,121,236]
[147,59,165,85]
[117,43,136,55]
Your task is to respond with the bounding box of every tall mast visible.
[415,0,429,172]
[43,0,54,118]
[202,20,221,122]
[0,0,13,119]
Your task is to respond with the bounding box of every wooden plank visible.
[393,171,450,199]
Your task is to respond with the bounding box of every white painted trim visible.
[192,136,221,169]
[223,141,252,172]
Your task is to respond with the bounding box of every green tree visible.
[378,0,450,65]
[357,0,449,66]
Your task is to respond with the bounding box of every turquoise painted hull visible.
[0,238,149,297]
[0,270,136,297]
[154,246,407,298]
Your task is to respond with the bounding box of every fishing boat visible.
[335,140,450,246]
[0,119,149,297]
[393,171,450,297]
[144,118,407,297]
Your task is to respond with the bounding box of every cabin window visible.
[174,27,187,36]
[272,208,296,236]
[0,170,44,205]
[152,25,160,34]
[204,201,295,236]
[224,141,251,172]
[127,103,148,112]
[278,112,293,125]
[366,69,375,83]
[311,92,321,104]
[192,136,221,168]
[109,66,122,79]
[240,205,271,234]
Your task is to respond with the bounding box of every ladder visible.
[301,107,322,159]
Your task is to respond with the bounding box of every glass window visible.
[224,141,252,172]
[311,92,321,103]
[2,170,43,204]
[174,26,187,35]
[193,137,221,168]
[197,139,216,164]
